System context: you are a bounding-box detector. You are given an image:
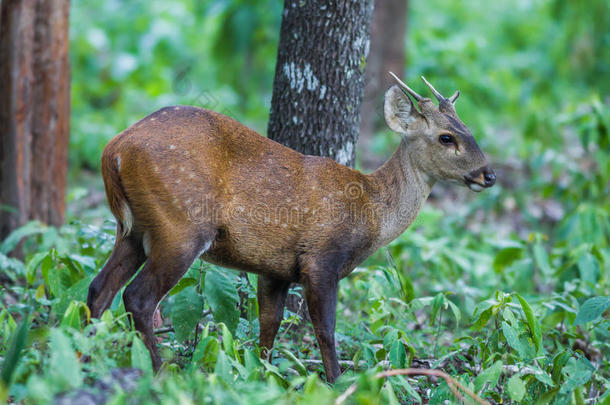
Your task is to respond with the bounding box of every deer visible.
[86,73,495,382]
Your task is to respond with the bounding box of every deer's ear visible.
[384,85,423,134]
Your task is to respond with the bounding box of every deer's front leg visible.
[301,260,341,382]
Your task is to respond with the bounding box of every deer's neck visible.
[367,138,435,248]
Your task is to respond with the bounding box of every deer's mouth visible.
[464,177,485,192]
[464,166,496,192]
[466,181,485,192]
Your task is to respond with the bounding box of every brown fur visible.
[87,79,495,382]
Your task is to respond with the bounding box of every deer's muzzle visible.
[465,166,496,192]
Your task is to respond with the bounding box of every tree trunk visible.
[359,0,407,170]
[0,0,70,240]
[267,0,374,168]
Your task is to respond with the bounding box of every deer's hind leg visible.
[122,229,215,370]
[87,230,146,318]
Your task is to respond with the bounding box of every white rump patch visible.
[120,202,133,238]
[142,232,151,256]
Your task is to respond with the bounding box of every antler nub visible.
[449,90,460,104]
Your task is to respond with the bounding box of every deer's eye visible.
[439,134,455,145]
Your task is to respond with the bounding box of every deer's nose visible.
[483,169,496,187]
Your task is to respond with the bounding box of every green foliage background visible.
[1,0,608,403]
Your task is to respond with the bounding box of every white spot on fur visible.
[174,107,180,110]
[319,85,326,99]
[292,116,298,124]
[335,142,353,166]
[169,144,176,150]
[116,156,121,171]
[150,118,156,121]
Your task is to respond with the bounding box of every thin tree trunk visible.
[267,0,374,168]
[0,0,70,240]
[359,0,407,170]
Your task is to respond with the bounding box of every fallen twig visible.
[335,368,490,405]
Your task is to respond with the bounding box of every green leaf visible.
[493,247,523,273]
[214,350,233,382]
[131,335,153,376]
[60,301,90,330]
[55,275,94,318]
[429,293,445,326]
[168,277,198,296]
[502,321,526,358]
[472,301,494,330]
[220,323,235,359]
[474,360,503,392]
[0,253,25,281]
[1,314,30,386]
[516,294,543,355]
[577,253,599,284]
[389,341,407,369]
[447,300,461,328]
[507,375,526,402]
[171,285,205,342]
[204,268,240,334]
[531,368,554,387]
[277,347,307,376]
[573,296,610,325]
[560,357,594,394]
[48,329,82,390]
[26,251,49,285]
[532,243,552,276]
[0,221,45,254]
[391,376,422,403]
[193,336,219,368]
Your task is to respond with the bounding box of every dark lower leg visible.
[257,276,290,358]
[122,236,212,371]
[87,233,145,318]
[303,270,341,382]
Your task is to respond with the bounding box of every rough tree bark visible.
[359,0,408,170]
[267,0,374,168]
[0,0,71,240]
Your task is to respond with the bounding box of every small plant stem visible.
[433,307,443,358]
[192,262,205,355]
[335,368,490,405]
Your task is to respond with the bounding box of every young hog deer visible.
[87,73,495,382]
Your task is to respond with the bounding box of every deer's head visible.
[384,73,495,191]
